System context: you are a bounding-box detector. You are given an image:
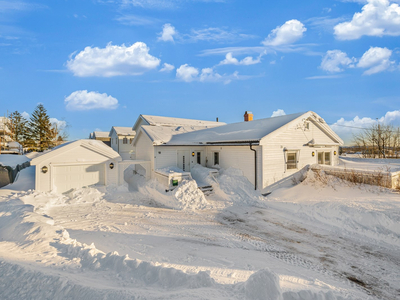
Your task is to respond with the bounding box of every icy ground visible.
[0,163,399,299]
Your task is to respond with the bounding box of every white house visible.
[133,111,343,190]
[89,131,111,146]
[30,139,122,193]
[109,127,136,160]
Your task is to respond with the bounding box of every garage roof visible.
[30,139,121,165]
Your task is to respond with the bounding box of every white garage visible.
[31,140,121,193]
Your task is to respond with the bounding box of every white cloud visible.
[321,50,355,72]
[219,52,262,66]
[160,63,175,72]
[262,19,306,46]
[357,46,394,74]
[21,111,29,119]
[271,109,286,117]
[65,90,119,111]
[331,110,400,143]
[50,118,67,130]
[66,42,160,77]
[176,64,245,84]
[334,0,400,40]
[186,27,255,43]
[158,23,177,42]
[116,14,159,26]
[176,64,199,82]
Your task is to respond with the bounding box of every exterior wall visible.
[35,146,120,192]
[134,132,155,177]
[110,130,135,159]
[260,119,339,188]
[205,145,262,189]
[110,131,118,152]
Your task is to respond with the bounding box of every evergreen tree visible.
[7,111,28,145]
[29,104,53,151]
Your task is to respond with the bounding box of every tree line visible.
[5,104,68,151]
[353,123,400,158]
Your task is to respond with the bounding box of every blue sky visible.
[1,0,400,144]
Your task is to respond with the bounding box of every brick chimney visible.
[244,111,253,122]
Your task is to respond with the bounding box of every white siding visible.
[260,119,339,188]
[35,145,119,192]
[205,145,262,189]
[135,132,155,177]
[155,146,178,169]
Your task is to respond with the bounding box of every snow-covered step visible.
[198,185,213,195]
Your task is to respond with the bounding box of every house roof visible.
[154,111,343,146]
[138,125,216,145]
[93,131,110,138]
[132,114,225,131]
[31,139,121,165]
[109,127,136,137]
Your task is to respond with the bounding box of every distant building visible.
[108,127,136,160]
[89,131,111,146]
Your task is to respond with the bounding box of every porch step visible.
[198,185,213,195]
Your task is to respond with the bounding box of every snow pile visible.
[173,179,208,210]
[190,164,218,187]
[137,178,208,210]
[244,269,282,300]
[215,168,265,206]
[270,171,400,247]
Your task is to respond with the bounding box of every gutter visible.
[250,142,257,190]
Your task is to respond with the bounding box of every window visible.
[214,152,219,165]
[304,122,310,131]
[197,152,201,164]
[317,151,331,165]
[123,137,128,144]
[286,151,298,170]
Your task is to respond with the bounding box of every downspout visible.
[250,142,257,190]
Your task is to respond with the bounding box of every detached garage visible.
[31,140,122,193]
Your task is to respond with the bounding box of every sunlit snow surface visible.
[0,160,399,299]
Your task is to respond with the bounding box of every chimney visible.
[244,111,253,122]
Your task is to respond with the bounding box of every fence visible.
[0,161,30,188]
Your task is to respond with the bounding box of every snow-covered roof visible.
[156,111,343,146]
[109,127,136,137]
[133,114,225,130]
[159,112,304,145]
[138,125,216,145]
[93,131,110,139]
[31,139,121,165]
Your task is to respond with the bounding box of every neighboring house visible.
[30,140,122,193]
[7,141,23,155]
[89,131,111,146]
[133,111,343,190]
[109,127,136,160]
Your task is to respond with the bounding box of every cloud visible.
[109,0,225,9]
[50,118,67,130]
[357,46,394,74]
[176,64,246,84]
[115,14,159,26]
[21,111,29,119]
[219,52,262,66]
[176,64,199,82]
[158,23,177,42]
[66,42,160,77]
[160,62,175,72]
[321,50,355,72]
[262,19,306,46]
[0,1,46,12]
[331,110,400,143]
[65,90,119,111]
[185,27,255,43]
[334,0,400,40]
[271,109,286,117]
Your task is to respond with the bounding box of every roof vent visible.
[244,111,253,122]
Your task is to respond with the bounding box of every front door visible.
[177,150,191,171]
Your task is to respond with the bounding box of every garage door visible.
[53,164,105,193]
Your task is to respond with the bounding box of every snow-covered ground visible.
[0,154,30,168]
[0,161,399,299]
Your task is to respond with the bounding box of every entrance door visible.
[177,150,191,171]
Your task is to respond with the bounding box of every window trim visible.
[213,151,220,166]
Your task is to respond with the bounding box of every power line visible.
[328,123,400,133]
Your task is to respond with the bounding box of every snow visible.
[164,112,306,145]
[0,154,30,168]
[338,156,400,173]
[112,126,135,136]
[141,114,226,128]
[92,131,110,138]
[0,157,399,299]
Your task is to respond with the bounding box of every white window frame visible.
[317,151,332,166]
[285,150,299,171]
